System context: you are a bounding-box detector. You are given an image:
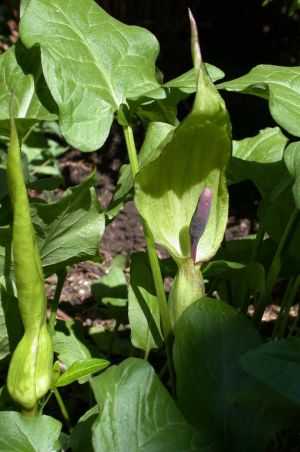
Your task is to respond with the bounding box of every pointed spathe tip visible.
[188,9,203,72]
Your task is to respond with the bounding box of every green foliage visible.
[240,337,300,406]
[218,65,300,137]
[20,0,165,151]
[90,358,207,451]
[0,411,62,451]
[0,0,299,449]
[55,358,110,387]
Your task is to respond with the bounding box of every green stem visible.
[53,387,72,433]
[239,225,266,314]
[253,208,299,328]
[251,224,266,262]
[123,125,139,176]
[107,320,120,359]
[274,275,300,340]
[22,405,38,417]
[123,124,175,394]
[49,268,68,333]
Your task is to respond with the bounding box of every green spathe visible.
[6,108,53,412]
[135,13,231,324]
[7,324,53,411]
[135,21,231,265]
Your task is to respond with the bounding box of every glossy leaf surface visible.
[173,298,261,445]
[0,42,57,134]
[0,411,61,452]
[218,65,300,137]
[20,0,165,151]
[228,127,288,196]
[91,358,211,451]
[56,358,109,387]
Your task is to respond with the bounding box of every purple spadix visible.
[189,187,212,262]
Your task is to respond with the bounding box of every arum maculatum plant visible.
[135,12,232,327]
[6,99,53,416]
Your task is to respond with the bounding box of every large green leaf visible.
[173,298,261,447]
[128,252,163,353]
[31,171,104,276]
[91,358,212,451]
[218,65,300,137]
[0,41,57,135]
[0,411,61,452]
[284,141,300,209]
[228,127,288,196]
[20,0,165,151]
[135,23,231,265]
[240,337,300,406]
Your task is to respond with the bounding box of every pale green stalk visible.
[53,387,72,433]
[123,124,175,394]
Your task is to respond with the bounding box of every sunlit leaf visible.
[20,0,165,150]
[56,358,109,387]
[0,411,61,452]
[228,127,288,196]
[218,65,300,137]
[0,41,57,136]
[91,358,211,451]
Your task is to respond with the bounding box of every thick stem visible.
[253,208,299,327]
[123,125,175,394]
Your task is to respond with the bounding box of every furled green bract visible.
[135,13,231,324]
[6,104,53,412]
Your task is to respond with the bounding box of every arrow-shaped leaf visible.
[20,0,165,151]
